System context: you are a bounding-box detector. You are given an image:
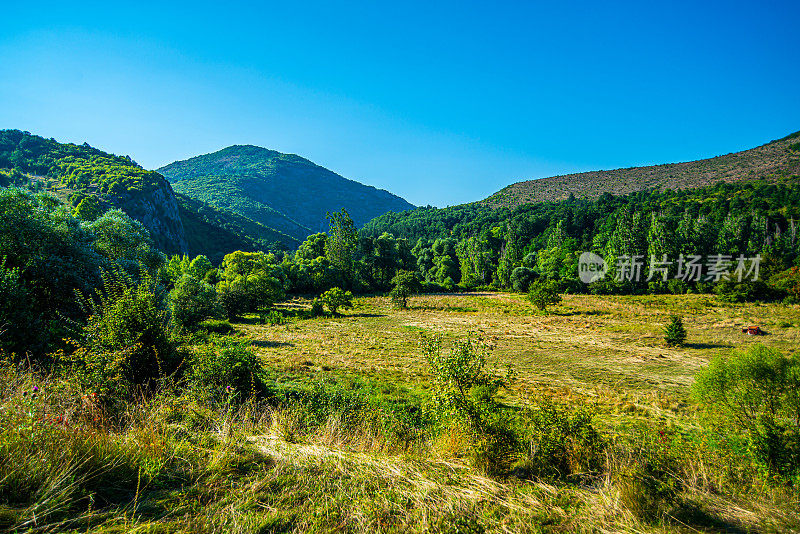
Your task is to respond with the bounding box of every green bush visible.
[693,345,800,481]
[527,280,562,311]
[320,287,353,315]
[66,268,174,399]
[169,274,219,329]
[510,267,538,293]
[310,297,324,317]
[514,400,605,482]
[188,339,263,399]
[664,315,687,347]
[423,334,516,473]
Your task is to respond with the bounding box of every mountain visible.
[482,131,800,209]
[0,129,188,254]
[158,145,415,240]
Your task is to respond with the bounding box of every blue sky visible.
[1,0,798,207]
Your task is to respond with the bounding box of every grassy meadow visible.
[3,291,800,533]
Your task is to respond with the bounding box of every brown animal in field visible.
[741,326,763,336]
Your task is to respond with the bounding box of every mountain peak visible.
[158,146,414,240]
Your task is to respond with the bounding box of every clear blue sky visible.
[1,0,798,207]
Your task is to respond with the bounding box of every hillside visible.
[159,144,415,239]
[483,131,800,209]
[0,130,189,254]
[176,193,299,264]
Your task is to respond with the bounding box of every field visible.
[246,292,799,411]
[4,292,800,533]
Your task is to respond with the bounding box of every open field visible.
[242,292,800,418]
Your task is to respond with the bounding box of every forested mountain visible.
[158,144,415,239]
[483,131,800,209]
[0,130,188,253]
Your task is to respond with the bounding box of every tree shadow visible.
[250,340,293,348]
[684,342,731,349]
[669,502,750,534]
[344,312,386,318]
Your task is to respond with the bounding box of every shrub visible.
[693,345,800,481]
[169,274,219,329]
[664,316,687,347]
[320,287,353,315]
[423,334,516,474]
[513,400,605,482]
[66,268,174,399]
[714,279,776,303]
[188,339,264,399]
[527,281,562,311]
[310,297,324,317]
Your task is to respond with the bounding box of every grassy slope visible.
[483,131,800,209]
[159,145,415,240]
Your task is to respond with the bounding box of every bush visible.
[423,334,516,474]
[66,268,174,399]
[693,345,800,481]
[310,297,324,317]
[714,279,776,303]
[188,339,264,399]
[320,287,353,315]
[527,281,562,311]
[664,316,687,347]
[169,274,219,329]
[513,400,605,482]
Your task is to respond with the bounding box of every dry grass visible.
[242,292,800,418]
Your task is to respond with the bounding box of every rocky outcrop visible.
[113,179,189,255]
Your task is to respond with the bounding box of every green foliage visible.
[663,315,687,347]
[169,274,219,329]
[320,287,353,315]
[510,266,537,293]
[187,339,263,399]
[527,281,562,311]
[159,144,414,242]
[714,278,776,303]
[693,345,800,481]
[325,209,358,284]
[66,268,174,399]
[216,250,286,319]
[310,297,324,317]
[72,194,103,221]
[85,209,166,273]
[514,400,605,482]
[0,259,36,356]
[389,270,421,308]
[423,334,515,473]
[770,266,800,302]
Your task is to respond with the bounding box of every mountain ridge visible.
[481,130,800,209]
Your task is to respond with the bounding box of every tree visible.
[664,316,687,346]
[390,270,421,308]
[73,194,103,221]
[527,281,562,312]
[325,209,357,284]
[320,287,353,315]
[169,274,219,329]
